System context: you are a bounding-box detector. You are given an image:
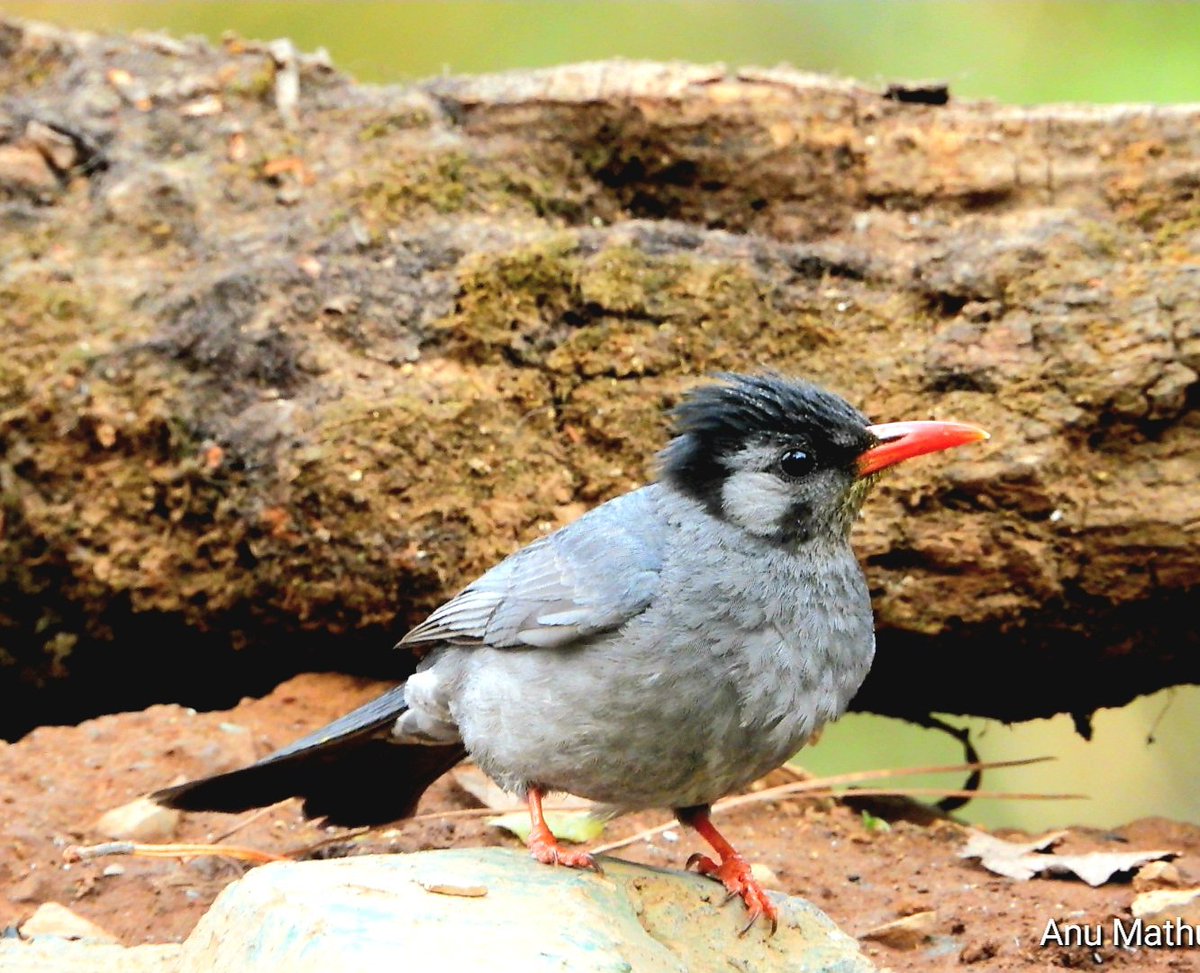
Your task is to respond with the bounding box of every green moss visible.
[353,150,491,220]
[279,371,569,625]
[0,280,95,406]
[359,109,433,140]
[436,237,829,375]
[1078,219,1121,258]
[0,30,67,95]
[348,140,596,229]
[225,60,277,103]
[1152,212,1200,251]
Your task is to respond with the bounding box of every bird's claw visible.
[687,851,779,936]
[528,834,603,874]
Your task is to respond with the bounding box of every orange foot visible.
[524,785,603,873]
[687,851,778,935]
[528,831,602,872]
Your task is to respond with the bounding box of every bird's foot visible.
[686,851,778,935]
[527,831,602,872]
[524,785,603,873]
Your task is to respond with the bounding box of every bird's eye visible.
[778,448,815,479]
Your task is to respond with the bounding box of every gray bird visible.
[154,373,987,930]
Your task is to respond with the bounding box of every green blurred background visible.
[6,0,1198,829]
[7,0,1200,103]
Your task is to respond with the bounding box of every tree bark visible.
[1,20,1197,736]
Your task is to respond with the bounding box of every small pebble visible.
[95,796,181,842]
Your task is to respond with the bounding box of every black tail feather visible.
[152,684,467,826]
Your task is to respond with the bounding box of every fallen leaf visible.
[961,829,1067,861]
[960,829,1177,886]
[488,810,606,845]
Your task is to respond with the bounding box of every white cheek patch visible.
[721,470,793,536]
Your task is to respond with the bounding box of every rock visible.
[1132,859,1184,893]
[1131,886,1200,924]
[19,902,119,943]
[175,849,875,973]
[94,796,181,842]
[8,868,55,903]
[0,939,180,973]
[750,862,784,890]
[859,910,938,950]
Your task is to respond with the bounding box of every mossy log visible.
[1,19,1197,736]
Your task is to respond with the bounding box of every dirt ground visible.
[1,672,1196,971]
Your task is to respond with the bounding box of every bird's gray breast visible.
[440,494,876,811]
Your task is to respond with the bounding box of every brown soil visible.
[2,672,1196,971]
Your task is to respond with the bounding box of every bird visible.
[153,372,988,932]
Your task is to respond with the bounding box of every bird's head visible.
[659,373,988,546]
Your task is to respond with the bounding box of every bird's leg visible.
[677,805,778,935]
[524,786,602,872]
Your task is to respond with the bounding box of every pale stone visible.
[1131,886,1200,924]
[0,939,179,973]
[94,796,181,842]
[19,902,120,943]
[1132,860,1184,892]
[860,910,938,950]
[175,848,875,973]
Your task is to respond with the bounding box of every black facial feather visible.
[658,373,874,515]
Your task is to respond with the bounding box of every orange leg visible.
[525,786,602,872]
[677,805,778,935]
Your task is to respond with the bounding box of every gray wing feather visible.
[400,486,665,650]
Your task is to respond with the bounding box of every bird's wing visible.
[400,485,666,650]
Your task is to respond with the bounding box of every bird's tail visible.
[152,685,466,826]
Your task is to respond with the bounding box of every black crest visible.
[659,373,872,510]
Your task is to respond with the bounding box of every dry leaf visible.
[488,810,605,845]
[960,829,1177,886]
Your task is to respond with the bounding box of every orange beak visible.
[857,421,990,478]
